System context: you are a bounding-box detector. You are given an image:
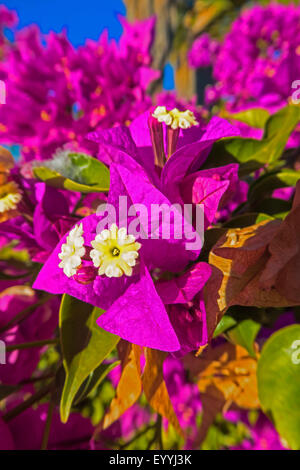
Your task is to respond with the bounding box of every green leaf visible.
[224,108,270,129]
[73,360,120,405]
[257,325,300,449]
[0,241,29,264]
[205,104,300,173]
[251,197,291,218]
[33,152,110,193]
[227,319,261,357]
[223,212,274,228]
[248,169,300,203]
[213,315,237,338]
[59,294,119,422]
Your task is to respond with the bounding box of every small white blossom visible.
[169,108,199,130]
[58,223,86,277]
[90,223,141,278]
[0,182,21,214]
[152,106,173,126]
[152,106,198,130]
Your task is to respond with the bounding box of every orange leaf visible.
[142,348,183,436]
[102,341,142,430]
[184,343,259,447]
[0,146,14,173]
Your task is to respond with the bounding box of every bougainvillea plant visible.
[0,3,300,451]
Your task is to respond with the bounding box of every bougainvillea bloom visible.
[33,110,242,353]
[33,175,206,352]
[188,33,219,69]
[192,4,300,116]
[88,108,242,228]
[0,16,159,161]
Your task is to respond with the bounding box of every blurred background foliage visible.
[125,0,300,99]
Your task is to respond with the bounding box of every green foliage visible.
[59,294,120,422]
[224,108,270,129]
[201,414,250,450]
[213,315,237,337]
[33,152,110,193]
[205,105,300,174]
[227,319,260,357]
[0,241,29,264]
[257,325,300,450]
[248,169,300,204]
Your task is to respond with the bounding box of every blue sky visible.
[2,0,126,45]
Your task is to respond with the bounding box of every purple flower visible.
[229,412,288,450]
[0,16,159,161]
[33,195,206,352]
[0,416,14,450]
[0,292,59,384]
[1,404,93,450]
[188,34,220,69]
[164,356,202,446]
[33,110,242,353]
[201,4,300,123]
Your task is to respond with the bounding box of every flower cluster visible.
[0,14,159,161]
[188,33,219,69]
[190,4,300,114]
[0,3,299,452]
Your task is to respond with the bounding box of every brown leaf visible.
[183,343,259,447]
[102,341,142,430]
[204,219,294,332]
[260,181,300,303]
[142,348,183,436]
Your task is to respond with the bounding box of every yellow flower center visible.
[112,247,120,257]
[90,224,141,278]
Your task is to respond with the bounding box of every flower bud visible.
[73,265,97,284]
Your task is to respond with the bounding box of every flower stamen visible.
[152,106,198,130]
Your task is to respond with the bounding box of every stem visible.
[72,194,85,215]
[157,415,163,450]
[3,384,52,423]
[146,415,163,450]
[41,400,55,450]
[0,271,31,280]
[119,423,156,450]
[19,372,55,385]
[6,338,57,352]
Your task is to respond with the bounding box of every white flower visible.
[58,223,86,277]
[90,223,141,278]
[152,106,173,126]
[152,106,198,130]
[169,108,199,130]
[0,182,21,213]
